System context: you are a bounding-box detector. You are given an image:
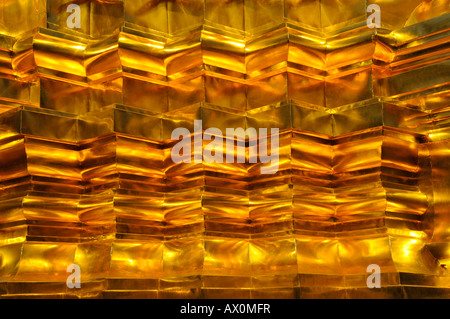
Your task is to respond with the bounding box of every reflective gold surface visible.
[0,0,449,299]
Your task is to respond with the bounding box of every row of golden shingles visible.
[3,18,448,114]
[0,15,449,298]
[4,0,448,40]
